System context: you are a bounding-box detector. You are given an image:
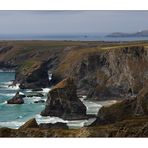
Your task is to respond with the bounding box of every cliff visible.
[0,41,148,99]
[52,45,148,101]
[0,41,148,137]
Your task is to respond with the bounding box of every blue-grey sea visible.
[0,71,105,129]
[0,34,148,41]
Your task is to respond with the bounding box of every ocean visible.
[1,34,148,41]
[0,71,105,129]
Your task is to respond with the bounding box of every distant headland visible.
[107,30,148,37]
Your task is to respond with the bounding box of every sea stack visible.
[41,77,87,120]
[7,91,25,104]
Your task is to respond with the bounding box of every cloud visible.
[0,10,148,35]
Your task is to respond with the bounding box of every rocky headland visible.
[0,40,148,137]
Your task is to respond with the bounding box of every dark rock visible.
[52,45,148,101]
[91,82,148,126]
[1,117,148,137]
[16,61,50,89]
[27,93,44,97]
[41,77,86,119]
[7,92,25,104]
[0,127,14,137]
[39,122,68,129]
[34,100,45,103]
[32,88,43,91]
[91,98,137,125]
[0,46,13,54]
[19,118,39,130]
[134,82,148,115]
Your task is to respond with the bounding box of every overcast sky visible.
[0,10,148,35]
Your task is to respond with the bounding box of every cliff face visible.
[91,81,148,126]
[15,60,50,89]
[52,45,148,100]
[0,41,148,99]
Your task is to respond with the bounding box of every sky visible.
[0,10,148,35]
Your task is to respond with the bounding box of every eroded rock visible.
[39,122,68,129]
[41,77,87,119]
[7,92,25,104]
[19,118,39,129]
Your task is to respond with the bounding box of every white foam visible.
[67,118,96,129]
[0,70,15,73]
[25,97,42,104]
[19,92,24,95]
[42,88,51,93]
[0,93,16,97]
[1,101,7,105]
[1,81,13,85]
[0,121,25,129]
[35,114,67,124]
[48,74,52,81]
[35,114,96,129]
[7,83,20,90]
[25,89,32,93]
[80,97,102,115]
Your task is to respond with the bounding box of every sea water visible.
[0,71,49,128]
[0,71,107,129]
[1,33,148,41]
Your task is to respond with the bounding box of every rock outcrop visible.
[34,100,45,103]
[7,92,25,104]
[41,77,87,119]
[1,116,148,137]
[27,93,44,97]
[19,118,39,129]
[91,82,148,125]
[51,45,148,100]
[15,60,50,89]
[39,122,68,129]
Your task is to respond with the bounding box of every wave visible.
[80,98,102,115]
[0,93,15,97]
[42,88,51,93]
[0,83,20,90]
[0,69,15,73]
[0,101,7,105]
[0,121,25,129]
[6,84,20,90]
[35,114,67,124]
[1,81,13,85]
[35,114,96,129]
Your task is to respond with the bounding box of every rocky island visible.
[0,40,148,137]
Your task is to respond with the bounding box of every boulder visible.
[41,77,87,119]
[34,100,45,103]
[7,92,25,104]
[32,88,43,91]
[39,122,68,129]
[19,118,39,130]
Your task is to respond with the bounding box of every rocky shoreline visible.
[0,40,148,137]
